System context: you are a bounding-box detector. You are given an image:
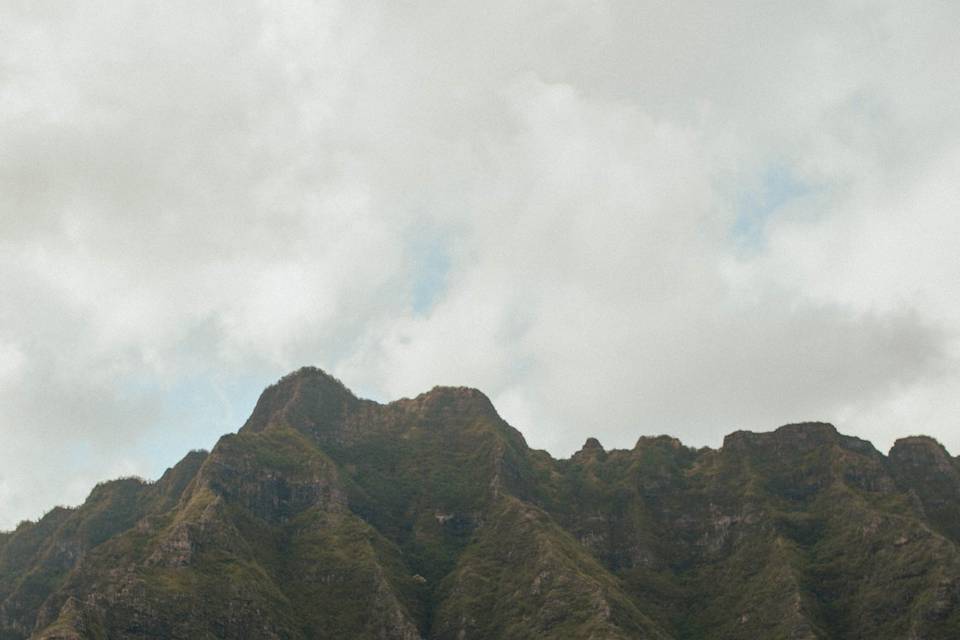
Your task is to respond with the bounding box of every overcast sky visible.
[2,0,960,529]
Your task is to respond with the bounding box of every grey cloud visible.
[2,0,960,528]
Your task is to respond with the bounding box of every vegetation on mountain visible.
[2,367,959,639]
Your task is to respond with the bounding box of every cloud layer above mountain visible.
[2,0,960,528]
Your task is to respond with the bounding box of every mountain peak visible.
[723,421,840,451]
[890,435,954,471]
[240,366,359,434]
[582,436,604,451]
[571,437,606,462]
[773,421,838,438]
[891,434,949,451]
[634,434,685,450]
[397,385,499,421]
[282,365,353,390]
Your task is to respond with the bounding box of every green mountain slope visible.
[2,367,959,639]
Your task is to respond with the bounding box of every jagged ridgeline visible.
[3,368,960,639]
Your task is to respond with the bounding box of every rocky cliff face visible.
[2,367,959,639]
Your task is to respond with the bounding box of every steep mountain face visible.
[2,367,959,639]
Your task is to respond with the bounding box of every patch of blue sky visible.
[409,230,452,315]
[732,164,811,249]
[122,371,267,480]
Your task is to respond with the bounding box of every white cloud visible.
[2,0,960,528]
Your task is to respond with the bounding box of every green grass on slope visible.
[432,495,673,640]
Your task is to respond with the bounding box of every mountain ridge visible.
[2,366,959,639]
